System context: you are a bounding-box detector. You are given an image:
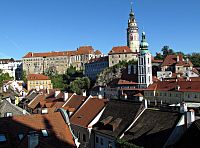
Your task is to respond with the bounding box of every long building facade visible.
[22,46,102,75]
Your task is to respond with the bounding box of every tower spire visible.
[130,1,134,16]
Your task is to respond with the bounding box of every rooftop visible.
[0,112,76,147]
[93,100,143,138]
[122,109,181,148]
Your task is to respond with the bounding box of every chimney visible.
[47,88,50,94]
[64,92,69,101]
[144,99,148,109]
[186,58,189,63]
[31,52,34,57]
[187,109,195,127]
[180,102,188,113]
[55,90,60,97]
[83,90,86,97]
[28,131,39,148]
[177,55,179,62]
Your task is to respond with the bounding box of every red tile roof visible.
[62,95,88,112]
[109,46,133,54]
[28,94,45,109]
[88,56,108,63]
[161,54,193,67]
[27,74,50,81]
[118,79,138,85]
[23,51,71,58]
[94,50,102,55]
[0,112,76,147]
[23,46,101,58]
[147,81,200,92]
[76,46,94,55]
[70,98,108,127]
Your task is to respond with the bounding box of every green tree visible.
[154,52,164,60]
[0,70,13,87]
[22,70,27,83]
[161,46,174,57]
[188,52,200,67]
[45,66,57,77]
[116,139,142,148]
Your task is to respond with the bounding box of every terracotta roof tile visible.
[0,112,76,147]
[70,98,108,127]
[62,95,88,111]
[28,94,45,109]
[27,74,50,81]
[147,81,200,92]
[161,54,193,67]
[109,46,133,54]
[94,50,102,55]
[76,46,94,55]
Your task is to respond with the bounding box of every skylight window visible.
[0,134,6,142]
[18,134,24,140]
[41,130,48,137]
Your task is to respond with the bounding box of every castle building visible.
[22,46,102,75]
[127,5,140,53]
[138,32,152,88]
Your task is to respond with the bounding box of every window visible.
[18,134,24,140]
[96,137,99,143]
[82,134,86,142]
[41,129,48,137]
[100,138,103,145]
[0,134,6,142]
[77,132,80,139]
[108,141,113,148]
[4,112,12,117]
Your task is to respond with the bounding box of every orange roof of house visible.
[27,74,50,81]
[118,79,138,85]
[63,95,88,111]
[70,98,108,127]
[94,50,102,55]
[28,94,45,109]
[134,93,144,97]
[0,112,76,147]
[161,54,193,67]
[23,46,101,58]
[23,51,70,58]
[76,46,94,55]
[109,46,133,54]
[147,81,200,92]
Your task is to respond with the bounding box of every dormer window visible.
[18,133,24,140]
[41,129,48,137]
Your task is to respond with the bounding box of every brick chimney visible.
[55,90,60,97]
[64,92,69,101]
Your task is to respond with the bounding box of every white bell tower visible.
[138,32,152,88]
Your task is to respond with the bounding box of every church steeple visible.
[138,32,152,88]
[127,2,139,53]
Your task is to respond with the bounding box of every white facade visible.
[138,32,152,88]
[0,59,22,80]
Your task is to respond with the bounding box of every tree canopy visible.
[0,70,13,87]
[45,66,90,94]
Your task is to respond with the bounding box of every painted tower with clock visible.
[127,5,140,53]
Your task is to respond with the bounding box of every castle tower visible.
[138,32,152,88]
[127,4,140,53]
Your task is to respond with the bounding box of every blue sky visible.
[0,0,199,59]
